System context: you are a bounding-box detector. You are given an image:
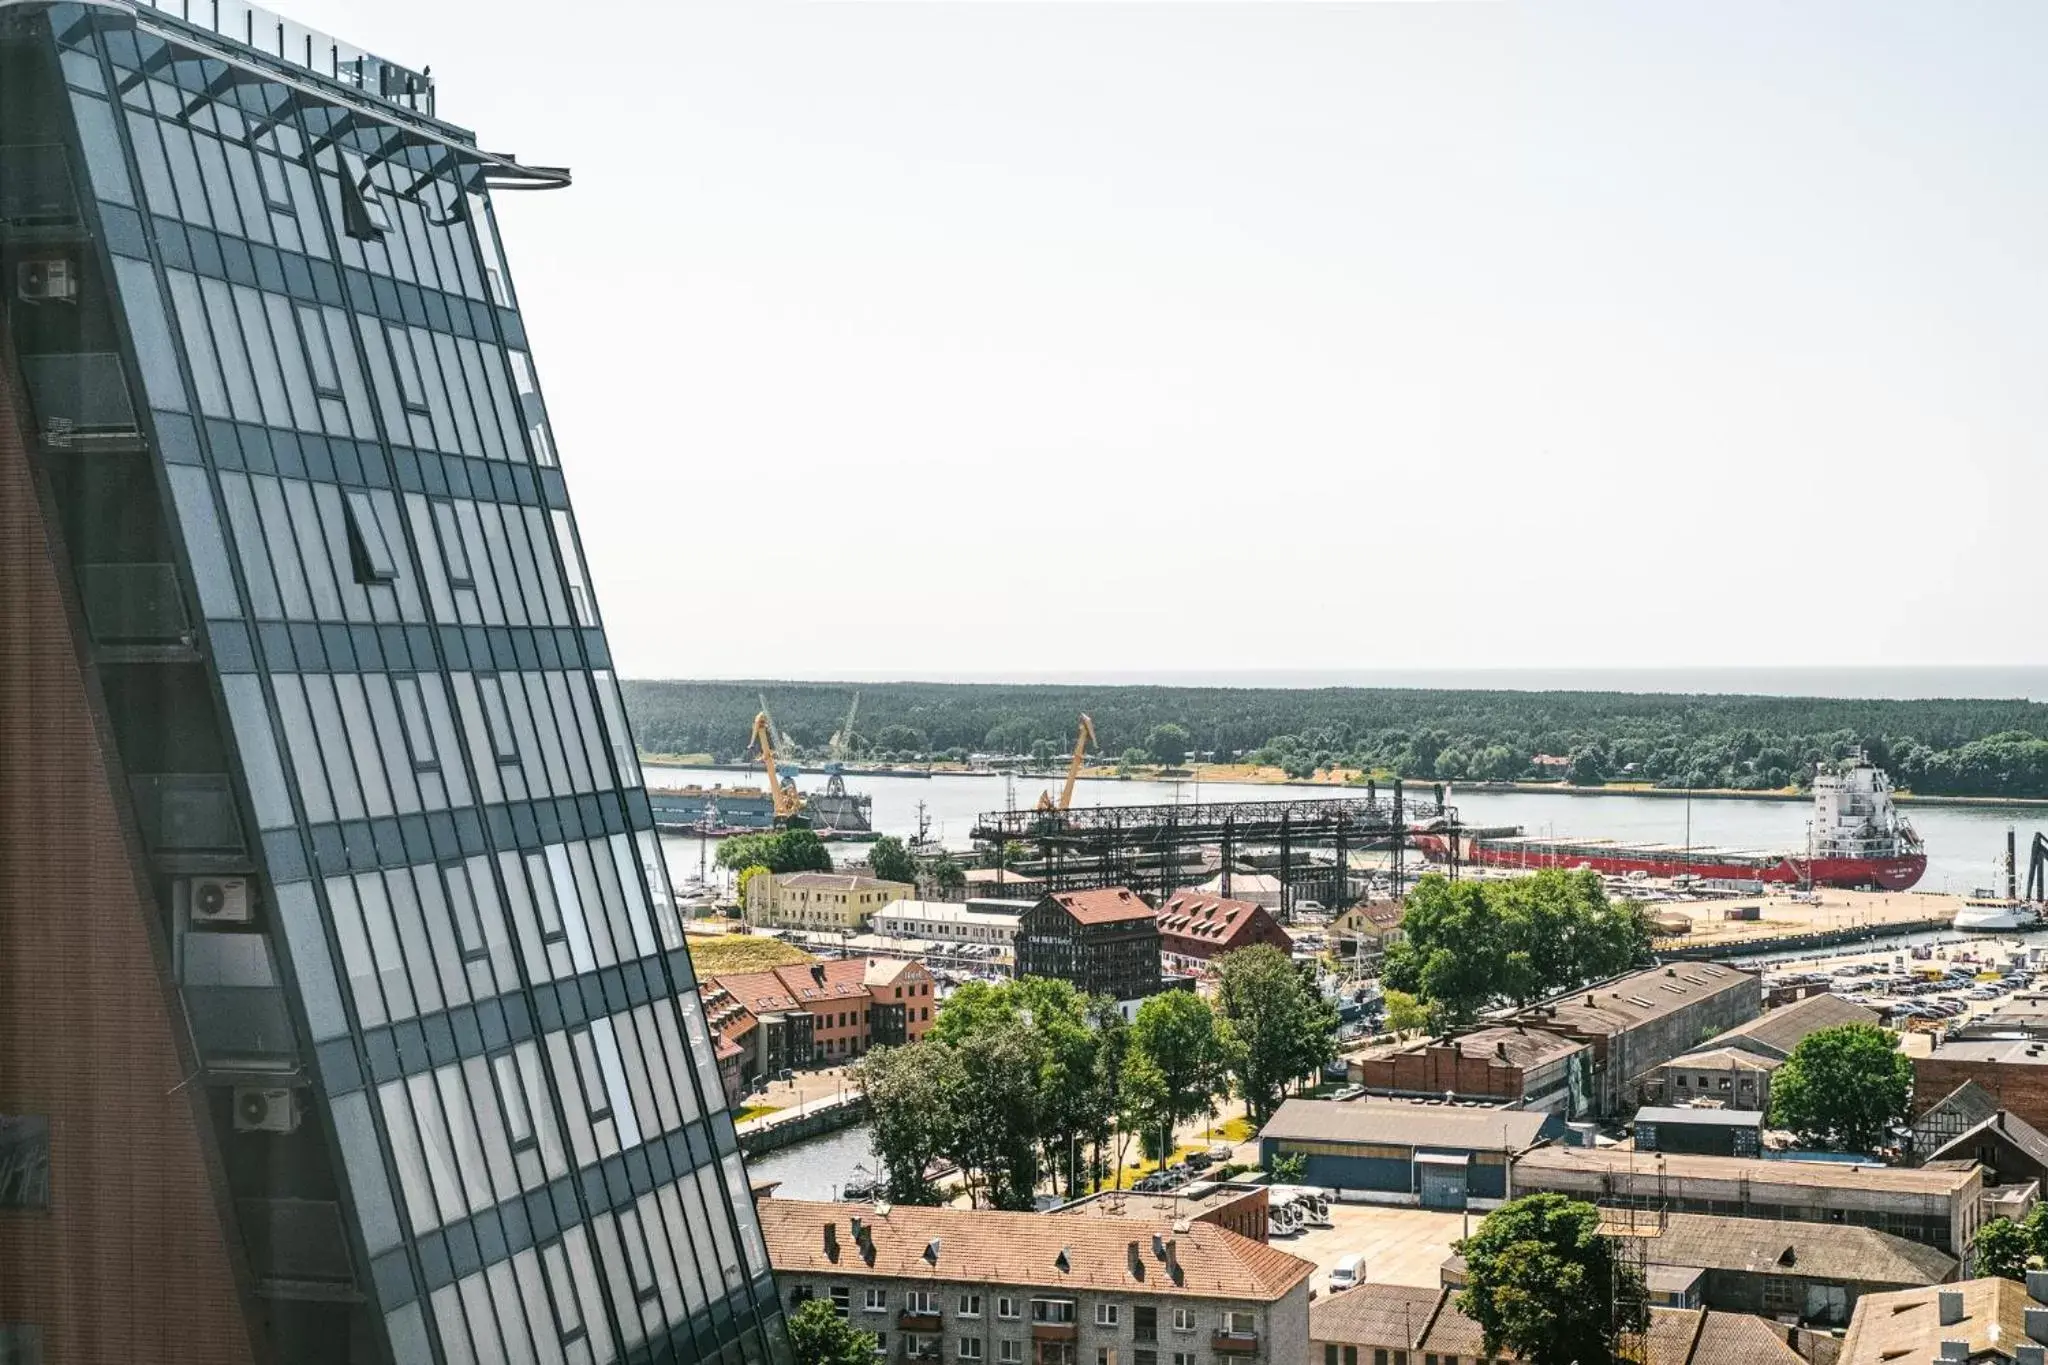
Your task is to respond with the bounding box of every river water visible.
[655,766,2040,897]
[744,1125,882,1201]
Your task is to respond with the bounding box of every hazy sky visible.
[294,1,2048,681]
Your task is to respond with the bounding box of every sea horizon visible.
[628,666,2048,702]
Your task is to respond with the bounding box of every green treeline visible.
[619,679,2048,798]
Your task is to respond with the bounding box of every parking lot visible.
[1272,1202,1473,1294]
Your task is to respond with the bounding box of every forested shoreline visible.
[620,679,2048,799]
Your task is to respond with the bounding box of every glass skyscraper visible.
[0,3,784,1363]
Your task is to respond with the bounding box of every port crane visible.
[824,692,859,798]
[748,711,807,825]
[1035,713,1097,813]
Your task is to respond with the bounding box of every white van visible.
[1328,1254,1366,1291]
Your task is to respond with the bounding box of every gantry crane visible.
[1035,713,1097,813]
[748,711,807,825]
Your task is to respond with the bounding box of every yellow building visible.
[745,871,912,932]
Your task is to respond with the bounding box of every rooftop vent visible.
[924,1238,941,1265]
[1939,1341,1968,1363]
[1938,1291,1964,1327]
[2017,1345,2045,1365]
[1054,1247,1071,1273]
[2028,1305,2048,1345]
[2028,1267,2048,1304]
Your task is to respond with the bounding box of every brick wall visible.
[1913,1056,2048,1132]
[1355,1044,1527,1101]
[0,336,256,1363]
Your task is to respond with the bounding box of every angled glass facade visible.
[0,2,784,1361]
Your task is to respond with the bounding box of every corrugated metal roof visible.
[1262,1098,1548,1152]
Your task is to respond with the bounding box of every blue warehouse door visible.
[1416,1152,1469,1210]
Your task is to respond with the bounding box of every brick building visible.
[1153,891,1292,972]
[1913,1034,2048,1134]
[705,957,936,1078]
[1649,992,1881,1111]
[1016,887,1162,1003]
[1503,962,1761,1117]
[1352,1025,1591,1116]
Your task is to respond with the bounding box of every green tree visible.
[928,852,967,893]
[873,724,927,755]
[1383,871,1651,1021]
[787,1297,876,1365]
[1268,1151,1307,1183]
[1768,1023,1913,1151]
[1116,1049,1171,1180]
[1214,946,1340,1126]
[1382,876,1508,1024]
[1382,988,1428,1038]
[1128,991,1227,1156]
[945,1028,1041,1210]
[734,863,771,905]
[715,828,834,875]
[1566,744,1609,786]
[854,1042,959,1205]
[1145,723,1192,766]
[867,835,917,885]
[1118,747,1151,772]
[1976,1216,2037,1280]
[1456,1193,1647,1365]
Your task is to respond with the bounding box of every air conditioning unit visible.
[190,877,252,926]
[18,258,77,302]
[233,1086,298,1134]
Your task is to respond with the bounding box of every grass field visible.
[734,1103,783,1124]
[684,935,815,975]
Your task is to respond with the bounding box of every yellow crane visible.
[1035,713,1097,813]
[749,711,807,824]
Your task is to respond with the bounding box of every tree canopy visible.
[866,835,917,885]
[787,1297,877,1365]
[622,678,2048,797]
[1127,990,1228,1156]
[1214,946,1340,1126]
[1767,1023,1913,1151]
[1382,871,1651,1024]
[714,828,833,875]
[1455,1193,1647,1365]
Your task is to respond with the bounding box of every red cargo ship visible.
[1409,756,1926,891]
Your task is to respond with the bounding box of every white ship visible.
[1954,900,2044,933]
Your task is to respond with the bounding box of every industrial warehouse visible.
[1257,1099,1550,1209]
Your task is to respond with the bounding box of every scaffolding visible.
[1596,1201,1665,1364]
[970,785,1457,912]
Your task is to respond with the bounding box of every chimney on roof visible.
[1938,1290,1964,1327]
[1152,1233,1167,1261]
[1586,994,1596,1008]
[1938,1342,1969,1363]
[1496,1041,1509,1060]
[2029,1306,2048,1346]
[1164,1239,1181,1282]
[2029,1268,2048,1304]
[1128,1240,1144,1277]
[1666,967,1677,977]
[811,964,826,985]
[924,1238,941,1265]
[824,1222,840,1259]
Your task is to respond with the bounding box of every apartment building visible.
[747,871,914,932]
[759,1198,1313,1365]
[706,957,937,1079]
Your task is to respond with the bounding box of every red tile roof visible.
[1156,892,1291,955]
[758,1198,1313,1303]
[1048,887,1155,926]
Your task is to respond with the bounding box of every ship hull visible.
[1410,835,1926,891]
